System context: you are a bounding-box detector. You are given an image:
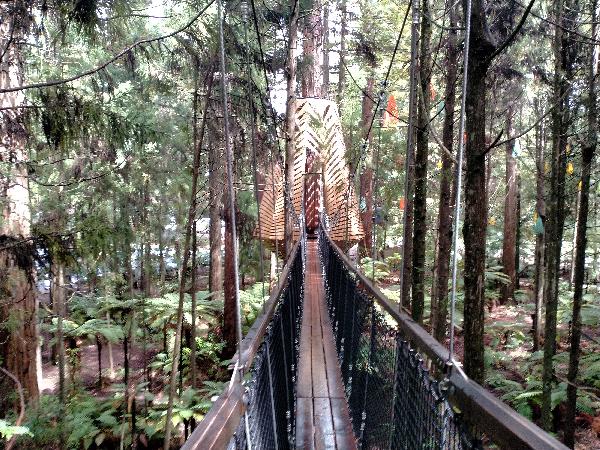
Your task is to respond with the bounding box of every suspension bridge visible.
[179,98,567,449]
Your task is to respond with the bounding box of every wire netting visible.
[319,229,482,450]
[226,245,304,449]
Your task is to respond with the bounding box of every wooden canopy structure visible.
[256,98,363,247]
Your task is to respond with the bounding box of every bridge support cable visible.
[447,0,472,367]
[217,0,249,445]
[398,0,420,312]
[241,0,267,310]
[319,229,568,450]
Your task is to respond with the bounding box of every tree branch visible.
[486,0,536,63]
[0,0,216,93]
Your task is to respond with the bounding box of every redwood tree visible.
[0,0,40,403]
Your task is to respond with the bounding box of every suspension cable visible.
[218,0,244,381]
[249,0,302,228]
[328,1,411,230]
[242,1,267,309]
[448,0,472,364]
[397,0,420,311]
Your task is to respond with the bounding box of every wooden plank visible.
[321,309,345,400]
[330,399,357,450]
[295,397,315,450]
[313,398,336,450]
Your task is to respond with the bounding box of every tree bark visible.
[359,76,375,254]
[209,91,223,298]
[163,67,214,449]
[337,0,347,105]
[433,2,458,342]
[533,97,545,352]
[322,2,329,97]
[223,194,238,358]
[501,109,518,304]
[0,0,39,403]
[462,0,496,384]
[542,0,574,430]
[284,0,299,256]
[411,0,431,324]
[301,0,323,98]
[564,2,597,445]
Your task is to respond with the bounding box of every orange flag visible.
[383,94,399,127]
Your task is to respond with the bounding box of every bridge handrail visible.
[182,239,302,450]
[322,230,567,450]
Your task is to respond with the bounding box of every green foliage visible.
[0,420,32,441]
[360,257,390,282]
[384,252,402,271]
[239,282,269,331]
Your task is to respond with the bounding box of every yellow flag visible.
[437,161,443,169]
[578,180,583,191]
[566,162,574,175]
[488,217,496,226]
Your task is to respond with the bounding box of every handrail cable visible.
[217,2,249,446]
[448,0,472,365]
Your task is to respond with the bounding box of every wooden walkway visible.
[295,240,356,450]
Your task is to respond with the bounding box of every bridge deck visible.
[295,240,356,450]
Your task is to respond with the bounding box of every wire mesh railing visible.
[319,228,568,450]
[183,240,303,450]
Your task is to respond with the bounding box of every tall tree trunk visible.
[533,97,546,352]
[501,109,518,304]
[284,0,299,256]
[143,179,152,297]
[301,0,323,97]
[322,2,329,97]
[462,0,496,384]
[0,0,39,403]
[411,0,431,323]
[359,76,375,254]
[400,0,419,310]
[569,190,580,287]
[337,0,347,105]
[163,67,214,449]
[515,172,521,290]
[53,263,66,403]
[542,0,574,430]
[223,194,238,358]
[433,2,458,342]
[209,101,223,298]
[564,2,597,445]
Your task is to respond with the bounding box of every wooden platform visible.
[295,240,357,450]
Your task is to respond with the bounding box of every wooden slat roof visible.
[256,98,364,248]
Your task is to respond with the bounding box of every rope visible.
[448,0,472,364]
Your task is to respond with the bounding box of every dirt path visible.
[41,343,157,394]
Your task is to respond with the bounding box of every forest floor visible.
[40,343,158,395]
[379,274,600,449]
[449,305,600,449]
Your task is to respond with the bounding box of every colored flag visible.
[383,94,399,127]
